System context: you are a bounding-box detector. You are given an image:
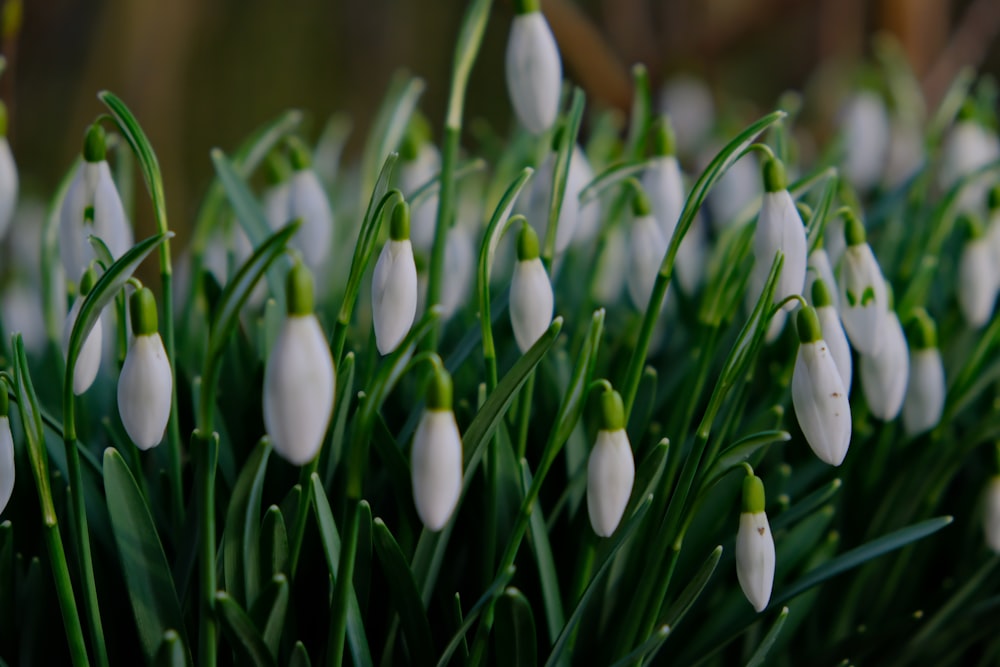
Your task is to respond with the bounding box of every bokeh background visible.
[3,0,1000,245]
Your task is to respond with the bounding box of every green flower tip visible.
[762,157,787,193]
[80,267,98,296]
[129,287,159,337]
[629,180,651,217]
[958,212,984,240]
[83,123,107,163]
[600,388,625,431]
[514,0,541,15]
[0,100,7,138]
[427,366,453,410]
[652,116,676,157]
[988,184,1000,212]
[516,222,540,261]
[286,262,314,316]
[906,310,937,350]
[742,474,766,514]
[549,122,566,153]
[796,306,822,344]
[401,111,431,161]
[843,210,866,246]
[795,202,813,224]
[811,278,833,308]
[0,382,8,418]
[287,136,312,171]
[264,151,290,186]
[390,201,411,241]
[957,98,977,123]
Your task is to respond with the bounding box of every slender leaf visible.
[745,607,790,667]
[704,431,791,487]
[289,642,312,667]
[361,73,425,206]
[495,588,538,667]
[249,574,290,661]
[154,630,187,667]
[659,546,723,630]
[608,626,671,667]
[770,479,842,533]
[578,159,656,207]
[260,506,290,581]
[223,439,272,607]
[435,567,516,667]
[520,462,564,644]
[215,591,276,667]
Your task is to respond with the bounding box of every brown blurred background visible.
[2,0,999,244]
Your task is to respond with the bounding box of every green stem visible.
[161,274,185,534]
[194,430,218,667]
[45,521,92,667]
[327,497,361,667]
[426,125,460,333]
[288,457,321,579]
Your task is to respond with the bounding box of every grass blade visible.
[745,607,790,667]
[214,591,276,667]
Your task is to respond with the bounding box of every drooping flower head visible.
[839,89,890,192]
[411,365,463,531]
[63,266,103,396]
[587,387,635,537]
[372,202,418,355]
[286,137,335,270]
[753,157,807,312]
[627,182,668,310]
[510,222,554,354]
[118,287,173,450]
[264,263,336,465]
[838,210,888,356]
[262,151,292,231]
[505,0,562,135]
[0,100,18,242]
[956,212,998,328]
[399,113,441,254]
[811,278,852,393]
[859,284,909,421]
[736,474,775,613]
[902,310,946,436]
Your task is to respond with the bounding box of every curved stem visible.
[194,430,218,667]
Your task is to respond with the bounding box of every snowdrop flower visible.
[806,244,838,312]
[736,474,775,612]
[372,202,418,354]
[521,138,594,255]
[839,90,890,192]
[440,223,475,319]
[753,157,806,312]
[505,0,561,135]
[286,138,335,270]
[59,123,134,282]
[706,150,760,231]
[0,388,13,515]
[985,475,1000,553]
[883,117,924,190]
[593,223,627,306]
[399,114,441,254]
[262,152,292,230]
[792,306,852,466]
[658,75,715,157]
[838,211,888,356]
[811,279,852,393]
[587,387,635,537]
[859,298,909,421]
[957,213,998,327]
[940,102,1000,213]
[63,267,103,395]
[118,287,173,450]
[411,366,463,531]
[902,311,946,436]
[627,186,668,310]
[264,264,336,465]
[510,224,554,353]
[0,101,17,242]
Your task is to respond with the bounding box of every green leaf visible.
[625,64,653,160]
[578,159,657,208]
[310,475,374,667]
[770,479,842,533]
[223,439,272,607]
[520,461,564,645]
[260,506,290,581]
[444,0,492,130]
[775,507,835,580]
[372,518,435,665]
[215,591,277,667]
[745,607,790,667]
[926,67,975,149]
[289,642,312,667]
[495,588,538,667]
[544,495,654,667]
[608,626,671,667]
[42,160,76,343]
[659,545,723,630]
[324,351,356,487]
[103,448,189,664]
[408,157,487,208]
[542,87,586,261]
[249,574,290,661]
[704,431,791,487]
[360,73,425,208]
[154,630,187,667]
[435,567,516,667]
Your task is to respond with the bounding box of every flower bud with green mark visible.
[263,151,292,230]
[118,287,172,450]
[736,474,775,612]
[284,137,334,269]
[411,366,463,531]
[838,210,888,356]
[399,112,441,253]
[510,223,554,353]
[859,293,909,421]
[627,181,668,310]
[0,383,13,515]
[63,266,103,395]
[806,241,838,311]
[753,156,806,313]
[792,306,852,466]
[587,387,635,537]
[263,263,336,465]
[957,213,997,327]
[642,116,685,252]
[505,0,562,134]
[372,202,418,354]
[0,100,18,243]
[812,278,852,392]
[940,98,1000,213]
[520,142,595,253]
[902,311,945,436]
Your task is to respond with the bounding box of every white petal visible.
[958,237,997,327]
[859,312,909,421]
[0,138,18,242]
[288,170,334,268]
[883,119,924,189]
[902,348,946,436]
[0,417,14,515]
[806,248,838,311]
[658,76,715,156]
[675,213,708,294]
[263,315,335,465]
[570,147,601,245]
[510,258,554,353]
[736,511,775,612]
[505,12,562,135]
[839,92,890,192]
[643,155,685,242]
[755,190,807,309]
[985,477,1000,554]
[410,194,440,255]
[372,240,418,355]
[440,227,474,319]
[63,298,103,395]
[264,183,291,230]
[523,148,589,254]
[707,152,760,231]
[93,161,133,258]
[792,339,852,466]
[628,215,667,309]
[593,224,627,305]
[587,429,635,537]
[117,334,173,450]
[59,165,91,281]
[401,145,442,253]
[817,305,852,392]
[839,244,888,356]
[411,409,463,531]
[825,215,846,270]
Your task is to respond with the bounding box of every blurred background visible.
[2,0,999,244]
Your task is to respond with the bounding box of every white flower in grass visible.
[658,75,715,157]
[0,101,18,242]
[940,102,1000,213]
[440,224,475,320]
[262,152,292,230]
[0,390,14,515]
[984,475,1000,554]
[285,138,334,270]
[627,186,668,310]
[736,474,775,612]
[838,211,888,356]
[643,118,684,244]
[811,279,852,393]
[792,307,852,466]
[505,0,561,135]
[60,124,134,282]
[859,306,909,421]
[839,90,890,192]
[372,202,418,355]
[401,149,441,255]
[593,223,627,306]
[754,158,806,312]
[510,224,554,353]
[957,213,998,328]
[411,367,463,531]
[587,388,635,537]
[706,150,759,232]
[521,140,594,255]
[118,287,173,450]
[902,311,946,436]
[63,267,103,395]
[806,245,838,312]
[264,264,336,465]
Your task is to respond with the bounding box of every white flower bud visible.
[902,314,945,436]
[859,311,909,421]
[118,334,173,451]
[0,136,17,242]
[810,279,851,392]
[400,143,441,253]
[505,9,562,135]
[839,91,890,192]
[940,115,1000,213]
[63,295,103,396]
[957,235,997,327]
[736,476,775,613]
[643,155,684,243]
[984,476,1000,554]
[287,169,334,269]
[521,145,593,254]
[838,215,888,356]
[60,159,133,281]
[628,213,667,310]
[440,225,475,319]
[806,247,838,311]
[412,370,463,531]
[263,183,291,230]
[593,224,627,306]
[0,415,14,515]
[883,118,924,189]
[754,188,807,311]
[587,390,634,537]
[706,152,760,231]
[372,204,418,354]
[510,225,553,353]
[657,76,715,157]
